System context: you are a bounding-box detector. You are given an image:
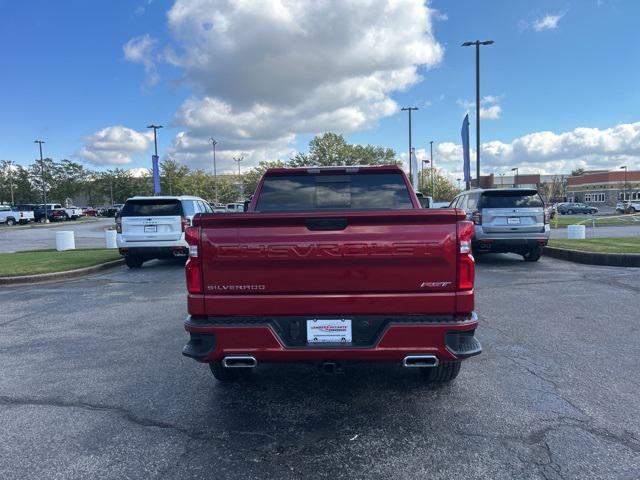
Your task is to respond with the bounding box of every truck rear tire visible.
[125,255,144,268]
[420,361,461,383]
[523,246,542,262]
[209,361,242,382]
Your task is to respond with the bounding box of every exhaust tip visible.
[222,356,257,368]
[403,355,439,368]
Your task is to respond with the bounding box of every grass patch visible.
[0,249,121,277]
[551,214,640,229]
[549,238,640,254]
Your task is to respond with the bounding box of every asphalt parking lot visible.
[0,218,114,252]
[1,256,639,479]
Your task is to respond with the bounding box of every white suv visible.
[116,196,213,268]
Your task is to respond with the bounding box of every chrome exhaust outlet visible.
[402,355,439,368]
[222,356,257,368]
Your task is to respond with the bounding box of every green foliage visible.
[571,168,585,176]
[418,167,461,201]
[0,132,406,206]
[289,133,397,167]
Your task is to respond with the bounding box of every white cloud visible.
[457,95,502,120]
[123,34,159,86]
[77,126,153,166]
[424,121,640,178]
[164,0,444,169]
[528,11,567,32]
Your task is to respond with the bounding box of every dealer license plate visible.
[307,319,352,343]
[507,217,520,225]
[144,225,157,233]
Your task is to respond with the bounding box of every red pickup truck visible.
[182,165,480,382]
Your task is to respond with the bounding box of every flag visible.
[152,155,161,194]
[461,114,471,185]
[410,148,418,191]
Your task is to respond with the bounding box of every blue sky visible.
[2,0,639,177]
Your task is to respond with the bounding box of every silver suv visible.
[450,188,550,262]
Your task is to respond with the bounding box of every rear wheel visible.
[209,361,243,382]
[125,255,144,268]
[567,209,575,215]
[523,246,543,262]
[420,361,461,383]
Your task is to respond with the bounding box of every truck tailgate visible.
[194,210,463,315]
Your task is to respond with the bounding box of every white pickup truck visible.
[0,205,35,225]
[64,206,83,220]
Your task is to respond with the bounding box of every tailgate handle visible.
[305,218,348,231]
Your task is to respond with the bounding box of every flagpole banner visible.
[410,148,418,191]
[461,114,471,186]
[152,155,161,194]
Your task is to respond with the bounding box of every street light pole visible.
[233,155,245,200]
[147,124,162,157]
[429,140,434,198]
[457,178,462,191]
[620,165,628,203]
[6,161,15,205]
[462,40,494,185]
[34,140,48,223]
[210,138,218,204]
[511,167,519,187]
[401,107,418,181]
[422,159,430,194]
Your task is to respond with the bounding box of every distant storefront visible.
[566,170,640,207]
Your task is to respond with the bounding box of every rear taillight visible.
[185,226,202,294]
[471,210,482,225]
[457,220,475,291]
[181,216,190,232]
[115,217,122,233]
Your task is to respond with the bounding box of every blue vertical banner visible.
[152,155,161,194]
[461,114,471,186]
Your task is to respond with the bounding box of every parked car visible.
[556,203,598,215]
[0,205,34,225]
[63,206,83,220]
[116,195,213,268]
[225,202,245,213]
[182,165,481,383]
[616,200,640,214]
[449,188,550,262]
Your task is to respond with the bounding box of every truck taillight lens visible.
[457,220,475,291]
[471,210,482,225]
[185,226,202,294]
[115,218,122,233]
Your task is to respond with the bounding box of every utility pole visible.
[34,140,48,223]
[462,40,494,185]
[457,178,462,191]
[429,140,434,198]
[422,159,430,193]
[233,155,245,201]
[6,161,15,205]
[401,107,418,181]
[210,138,218,204]
[511,167,519,187]
[109,179,114,205]
[147,124,162,196]
[621,165,628,204]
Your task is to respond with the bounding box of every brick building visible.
[566,170,640,207]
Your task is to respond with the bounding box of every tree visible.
[571,168,585,177]
[50,160,88,205]
[242,160,288,198]
[418,168,460,201]
[289,133,397,167]
[160,159,191,196]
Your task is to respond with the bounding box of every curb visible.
[0,258,125,285]
[545,247,640,268]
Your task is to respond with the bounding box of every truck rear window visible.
[479,191,543,208]
[120,199,183,217]
[255,172,414,212]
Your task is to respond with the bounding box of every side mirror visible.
[243,200,250,212]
